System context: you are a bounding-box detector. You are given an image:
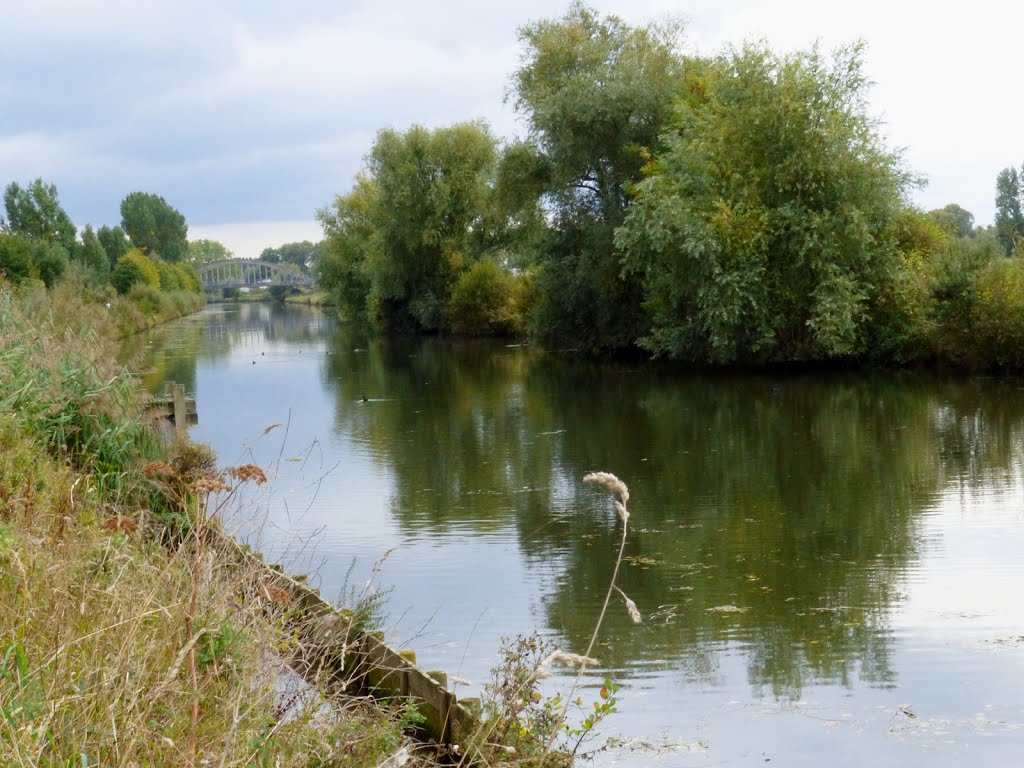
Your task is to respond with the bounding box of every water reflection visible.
[318,328,1024,697]
[141,305,1024,710]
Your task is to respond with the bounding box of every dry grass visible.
[0,280,413,768]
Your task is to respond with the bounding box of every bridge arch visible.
[197,259,315,291]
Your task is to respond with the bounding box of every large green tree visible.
[512,2,685,352]
[3,178,76,255]
[120,191,188,262]
[320,122,499,331]
[74,224,110,280]
[927,203,975,239]
[316,176,376,322]
[617,43,914,363]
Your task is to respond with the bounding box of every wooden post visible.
[171,383,186,430]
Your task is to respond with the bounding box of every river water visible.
[130,302,1024,766]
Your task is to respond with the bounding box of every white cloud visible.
[1,0,1021,229]
[189,220,323,261]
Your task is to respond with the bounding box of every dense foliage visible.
[513,2,685,353]
[120,191,189,263]
[321,2,1024,370]
[617,44,913,363]
[317,122,536,331]
[1,179,205,330]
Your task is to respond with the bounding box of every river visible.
[129,302,1024,767]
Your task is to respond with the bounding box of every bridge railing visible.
[197,259,316,290]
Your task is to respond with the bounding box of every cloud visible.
[1,0,1021,234]
[189,219,323,260]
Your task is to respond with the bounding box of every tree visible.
[3,178,76,255]
[32,240,68,287]
[927,204,975,239]
[617,43,915,363]
[994,167,1024,254]
[120,191,188,262]
[316,176,375,322]
[320,122,499,331]
[0,232,33,283]
[74,224,110,280]
[186,238,233,266]
[511,2,685,352]
[259,240,323,273]
[97,225,131,269]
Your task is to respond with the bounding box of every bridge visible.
[197,259,315,291]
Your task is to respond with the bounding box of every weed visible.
[466,471,641,766]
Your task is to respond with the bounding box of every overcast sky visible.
[0,1,1018,258]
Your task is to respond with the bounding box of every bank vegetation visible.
[0,281,422,766]
[316,2,1024,371]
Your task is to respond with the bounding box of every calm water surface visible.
[131,303,1024,767]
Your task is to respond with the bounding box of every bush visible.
[929,234,1002,363]
[0,234,68,287]
[0,233,33,283]
[167,289,203,316]
[447,259,524,336]
[111,257,143,295]
[174,262,202,293]
[112,249,161,295]
[127,283,174,320]
[970,257,1024,367]
[30,241,68,287]
[156,260,184,292]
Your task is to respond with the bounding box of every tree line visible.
[0,182,207,298]
[0,179,321,295]
[317,2,1024,368]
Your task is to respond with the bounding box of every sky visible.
[0,0,1018,259]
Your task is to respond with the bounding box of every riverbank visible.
[0,282,420,766]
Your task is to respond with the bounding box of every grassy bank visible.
[0,281,413,766]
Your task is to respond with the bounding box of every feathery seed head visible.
[583,471,629,504]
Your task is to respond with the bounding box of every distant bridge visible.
[197,259,315,291]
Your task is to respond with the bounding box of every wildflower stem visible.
[542,480,630,759]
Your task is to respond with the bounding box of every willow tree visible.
[512,2,685,353]
[617,43,915,363]
[318,122,499,331]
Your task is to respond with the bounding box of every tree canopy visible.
[3,179,76,255]
[186,238,233,266]
[995,166,1024,253]
[512,2,685,352]
[617,43,915,363]
[319,122,500,331]
[259,241,323,273]
[120,191,188,262]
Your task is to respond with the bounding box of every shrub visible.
[128,283,174,320]
[112,249,161,295]
[31,241,69,287]
[156,259,184,292]
[970,257,1024,367]
[0,233,33,283]
[173,262,202,293]
[929,234,1002,363]
[111,256,143,295]
[447,259,522,336]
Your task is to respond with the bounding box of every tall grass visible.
[0,281,412,767]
